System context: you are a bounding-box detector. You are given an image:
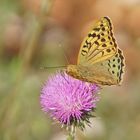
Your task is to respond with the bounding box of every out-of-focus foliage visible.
[0,0,140,140]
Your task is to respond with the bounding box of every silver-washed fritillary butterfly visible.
[66,17,125,86]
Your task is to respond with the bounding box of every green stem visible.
[67,125,76,140]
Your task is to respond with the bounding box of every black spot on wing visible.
[101,38,106,42]
[112,70,115,74]
[88,33,96,38]
[102,27,105,31]
[95,41,99,45]
[108,36,111,40]
[100,24,104,27]
[106,49,111,52]
[113,64,116,67]
[120,54,124,60]
[108,63,111,67]
[102,44,107,47]
[97,34,100,39]
[81,50,88,56]
[85,40,92,50]
[93,28,100,31]
[118,59,120,63]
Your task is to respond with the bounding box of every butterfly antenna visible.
[58,43,70,64]
[40,43,69,70]
[40,65,66,69]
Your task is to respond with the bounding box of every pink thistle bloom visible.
[40,72,100,128]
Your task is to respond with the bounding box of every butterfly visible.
[66,16,125,86]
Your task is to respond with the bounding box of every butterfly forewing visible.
[78,17,118,65]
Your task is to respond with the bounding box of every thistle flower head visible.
[40,72,100,129]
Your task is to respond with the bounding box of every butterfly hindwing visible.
[104,48,125,84]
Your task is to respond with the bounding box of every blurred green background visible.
[0,0,140,140]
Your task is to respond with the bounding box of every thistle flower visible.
[40,72,100,130]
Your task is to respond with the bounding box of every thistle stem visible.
[67,125,76,140]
